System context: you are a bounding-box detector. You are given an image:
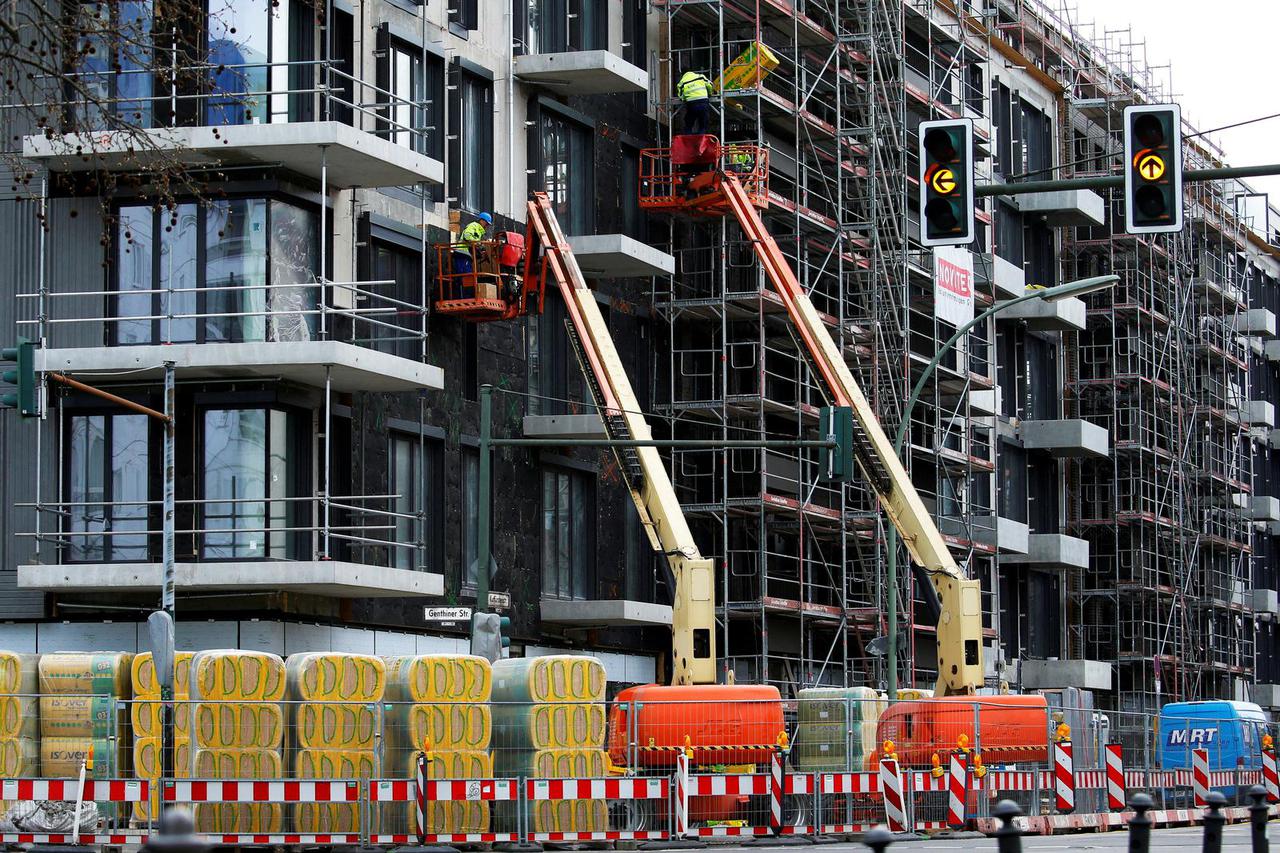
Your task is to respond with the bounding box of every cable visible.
[1185,111,1280,140]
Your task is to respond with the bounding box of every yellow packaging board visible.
[292,748,379,834]
[132,737,191,824]
[0,695,37,740]
[293,702,382,751]
[41,736,119,778]
[388,703,491,753]
[490,656,605,704]
[38,652,132,696]
[494,747,608,780]
[131,652,194,698]
[412,799,489,836]
[195,803,283,834]
[490,702,606,750]
[0,652,38,695]
[714,41,781,93]
[384,655,491,704]
[192,702,284,749]
[191,746,282,779]
[286,653,386,702]
[190,651,286,702]
[0,737,38,777]
[39,695,120,739]
[132,700,192,741]
[494,799,609,836]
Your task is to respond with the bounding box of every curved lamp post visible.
[884,274,1119,699]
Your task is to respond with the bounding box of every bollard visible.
[1202,791,1226,853]
[1249,785,1270,853]
[1128,792,1153,853]
[992,800,1023,853]
[862,826,893,852]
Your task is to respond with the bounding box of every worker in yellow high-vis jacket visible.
[677,68,713,135]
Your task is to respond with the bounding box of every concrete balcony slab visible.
[996,296,1087,332]
[514,51,648,95]
[23,122,444,188]
[1001,533,1090,570]
[1012,189,1106,227]
[1252,496,1280,523]
[1247,400,1276,429]
[37,341,443,393]
[567,234,675,278]
[1020,658,1112,691]
[969,387,1001,416]
[996,516,1030,555]
[975,253,1026,299]
[1235,308,1277,338]
[1255,684,1280,709]
[540,598,672,627]
[1265,340,1280,362]
[19,560,442,597]
[1254,588,1279,616]
[1019,419,1110,459]
[523,414,607,440]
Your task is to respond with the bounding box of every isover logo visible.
[1167,727,1218,746]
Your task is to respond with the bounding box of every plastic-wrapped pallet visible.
[131,653,194,823]
[490,657,609,836]
[192,746,283,833]
[386,654,491,703]
[37,653,132,778]
[411,750,492,836]
[791,687,886,771]
[286,654,386,834]
[189,651,286,834]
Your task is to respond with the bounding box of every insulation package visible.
[0,737,38,777]
[792,686,886,771]
[490,656,605,704]
[39,695,120,739]
[294,702,382,751]
[192,747,282,833]
[41,736,119,778]
[192,702,284,750]
[132,737,191,823]
[293,748,378,834]
[384,655,491,704]
[494,749,610,835]
[388,702,491,753]
[38,652,132,777]
[409,750,492,837]
[38,652,132,697]
[287,653,386,702]
[131,652,194,698]
[190,650,286,702]
[0,653,38,742]
[490,702,605,751]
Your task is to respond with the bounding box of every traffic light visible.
[819,406,853,482]
[918,118,975,247]
[1123,104,1183,234]
[0,338,37,417]
[470,611,512,662]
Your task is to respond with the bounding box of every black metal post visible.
[1249,785,1270,853]
[862,827,892,852]
[1129,792,1153,853]
[993,800,1023,853]
[1202,791,1226,853]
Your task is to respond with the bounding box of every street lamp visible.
[884,274,1118,699]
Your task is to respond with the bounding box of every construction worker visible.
[453,212,492,275]
[677,68,713,136]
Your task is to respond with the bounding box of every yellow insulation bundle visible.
[294,703,382,751]
[0,652,38,694]
[409,750,493,836]
[41,737,119,777]
[490,656,605,704]
[384,655,491,703]
[132,737,191,823]
[528,800,609,834]
[287,653,385,702]
[491,702,606,750]
[0,696,37,741]
[0,653,38,741]
[131,652,194,698]
[293,749,378,834]
[495,747,608,779]
[0,737,38,776]
[132,701,191,741]
[193,746,282,778]
[714,41,781,93]
[39,695,119,739]
[38,652,132,696]
[192,702,283,749]
[195,804,284,834]
[190,651,286,702]
[390,703,491,752]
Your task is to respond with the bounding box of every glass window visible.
[206,0,271,125]
[116,206,155,345]
[372,240,424,359]
[201,407,296,559]
[463,450,482,587]
[390,432,440,572]
[541,467,593,600]
[267,200,318,342]
[205,198,268,342]
[66,414,150,562]
[540,110,593,235]
[452,70,493,213]
[70,2,154,128]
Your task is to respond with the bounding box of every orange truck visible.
[871,694,1051,767]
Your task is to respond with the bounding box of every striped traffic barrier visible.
[415,752,425,845]
[769,746,784,835]
[947,752,968,829]
[0,779,148,802]
[525,777,670,842]
[163,780,360,803]
[879,757,908,833]
[1262,748,1279,804]
[1053,740,1075,814]
[372,772,521,845]
[1104,743,1125,811]
[1192,748,1210,808]
[675,750,690,838]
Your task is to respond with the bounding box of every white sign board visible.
[933,246,974,327]
[487,591,511,609]
[424,606,472,623]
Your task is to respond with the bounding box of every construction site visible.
[0,0,1278,843]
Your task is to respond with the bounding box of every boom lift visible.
[639,135,984,696]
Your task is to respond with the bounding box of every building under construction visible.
[0,0,1276,730]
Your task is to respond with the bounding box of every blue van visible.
[1158,700,1271,771]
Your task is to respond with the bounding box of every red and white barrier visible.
[1263,748,1279,803]
[375,769,521,846]
[1192,748,1210,808]
[164,779,359,803]
[1053,740,1075,814]
[769,749,784,834]
[946,752,968,829]
[879,758,908,833]
[675,751,690,839]
[0,778,147,802]
[1104,743,1125,811]
[685,771,815,837]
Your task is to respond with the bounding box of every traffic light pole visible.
[973,162,1280,197]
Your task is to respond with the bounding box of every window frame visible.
[533,100,595,236]
[540,464,595,601]
[389,429,443,573]
[450,62,494,213]
[61,408,156,563]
